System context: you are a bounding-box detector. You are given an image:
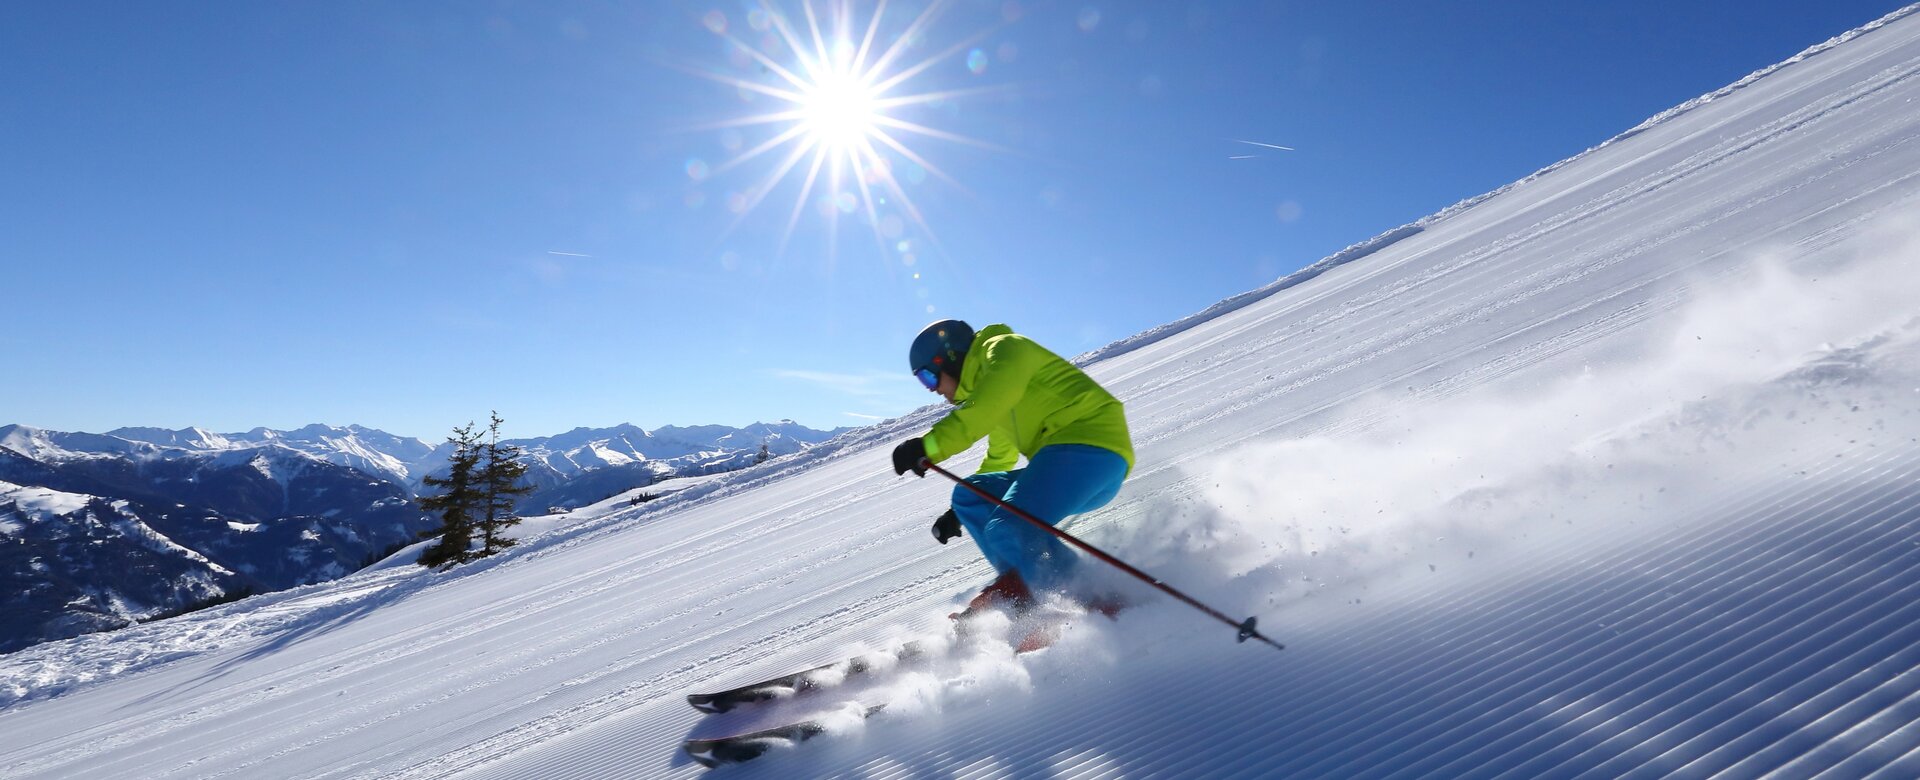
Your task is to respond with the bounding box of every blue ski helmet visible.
[909,319,974,386]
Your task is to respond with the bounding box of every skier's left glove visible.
[891,438,929,477]
[931,509,962,544]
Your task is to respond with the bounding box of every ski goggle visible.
[914,366,940,390]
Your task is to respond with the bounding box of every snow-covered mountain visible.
[0,431,433,653]
[0,420,850,653]
[103,423,444,486]
[0,481,239,653]
[5,7,1920,779]
[501,421,845,475]
[82,420,853,499]
[1,425,415,522]
[506,421,854,511]
[7,419,850,509]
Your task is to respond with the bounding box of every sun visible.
[798,69,880,151]
[676,1,1007,257]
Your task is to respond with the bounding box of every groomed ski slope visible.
[7,6,1920,778]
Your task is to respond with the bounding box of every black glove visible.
[931,509,962,544]
[891,438,929,477]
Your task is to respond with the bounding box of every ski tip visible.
[686,747,720,769]
[683,736,777,769]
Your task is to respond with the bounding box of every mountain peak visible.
[0,423,45,456]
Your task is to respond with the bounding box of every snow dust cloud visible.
[1107,213,1920,633]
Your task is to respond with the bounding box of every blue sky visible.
[2,0,1908,440]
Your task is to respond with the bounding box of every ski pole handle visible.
[920,458,1284,652]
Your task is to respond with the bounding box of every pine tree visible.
[417,422,483,569]
[476,411,533,557]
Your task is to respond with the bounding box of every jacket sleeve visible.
[925,335,1038,464]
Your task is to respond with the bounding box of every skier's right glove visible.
[931,509,962,544]
[891,438,929,477]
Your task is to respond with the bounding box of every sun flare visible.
[679,1,1006,257]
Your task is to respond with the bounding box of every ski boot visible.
[949,570,1033,622]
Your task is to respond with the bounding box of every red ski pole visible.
[920,459,1284,652]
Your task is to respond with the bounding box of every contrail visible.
[1228,154,1259,160]
[1232,139,1295,151]
[546,251,594,257]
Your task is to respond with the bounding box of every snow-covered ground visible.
[6,6,1920,778]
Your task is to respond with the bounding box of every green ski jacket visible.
[921,323,1134,474]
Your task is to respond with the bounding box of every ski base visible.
[686,640,934,714]
[684,703,887,768]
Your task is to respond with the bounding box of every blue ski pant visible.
[950,444,1130,592]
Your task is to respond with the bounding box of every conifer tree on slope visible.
[477,411,533,557]
[417,422,483,569]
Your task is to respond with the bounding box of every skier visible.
[891,319,1134,618]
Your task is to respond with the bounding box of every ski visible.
[679,606,1125,768]
[684,703,888,768]
[685,639,936,714]
[681,628,1059,769]
[686,600,1126,715]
